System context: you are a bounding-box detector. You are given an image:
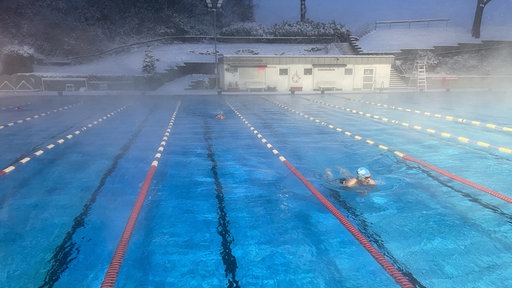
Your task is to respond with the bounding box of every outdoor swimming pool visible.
[1,90,511,287]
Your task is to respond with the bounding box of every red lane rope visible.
[101,165,156,288]
[265,97,512,205]
[227,101,414,288]
[402,155,512,203]
[101,102,180,288]
[283,160,415,288]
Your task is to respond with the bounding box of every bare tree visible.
[471,0,492,38]
[300,0,306,22]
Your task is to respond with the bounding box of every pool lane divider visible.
[265,97,512,204]
[308,98,512,155]
[39,106,155,288]
[0,103,79,130]
[226,101,415,288]
[1,102,32,111]
[101,101,181,288]
[0,106,127,177]
[340,96,512,133]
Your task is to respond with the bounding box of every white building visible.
[219,55,394,92]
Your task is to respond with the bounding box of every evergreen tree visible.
[142,47,158,74]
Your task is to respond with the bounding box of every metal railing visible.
[375,18,450,29]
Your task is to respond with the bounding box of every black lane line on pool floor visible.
[264,96,512,245]
[38,105,155,288]
[227,100,417,288]
[413,164,512,223]
[238,97,422,286]
[204,120,241,288]
[263,96,512,204]
[240,97,426,288]
[329,190,426,288]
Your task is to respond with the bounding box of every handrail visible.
[375,18,450,29]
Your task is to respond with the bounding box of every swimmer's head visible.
[356,167,371,179]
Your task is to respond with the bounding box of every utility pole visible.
[206,0,224,94]
[300,0,306,22]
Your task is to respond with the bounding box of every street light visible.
[205,0,223,94]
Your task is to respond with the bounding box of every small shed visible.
[219,55,394,92]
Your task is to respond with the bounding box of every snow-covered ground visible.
[32,25,512,77]
[34,43,339,76]
[358,25,512,53]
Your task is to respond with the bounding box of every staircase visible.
[347,36,363,55]
[332,42,358,55]
[389,68,408,89]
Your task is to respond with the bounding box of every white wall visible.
[220,58,392,92]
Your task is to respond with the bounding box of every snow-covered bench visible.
[245,81,266,92]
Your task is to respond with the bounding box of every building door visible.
[362,68,375,90]
[239,67,266,90]
[266,66,278,90]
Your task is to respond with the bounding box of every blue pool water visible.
[1,90,511,287]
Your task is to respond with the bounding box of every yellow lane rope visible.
[340,96,512,133]
[309,98,512,155]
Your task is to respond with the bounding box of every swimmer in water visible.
[341,167,376,187]
[215,112,225,119]
[326,167,376,188]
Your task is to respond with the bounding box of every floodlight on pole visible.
[205,0,223,94]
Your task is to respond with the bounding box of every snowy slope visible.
[358,25,512,53]
[34,43,339,76]
[32,25,512,76]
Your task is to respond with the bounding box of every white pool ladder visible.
[414,60,427,91]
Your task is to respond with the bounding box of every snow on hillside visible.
[32,25,512,77]
[34,43,337,76]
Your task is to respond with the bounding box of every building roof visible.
[221,55,395,66]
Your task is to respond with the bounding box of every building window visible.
[344,68,353,75]
[364,68,374,75]
[279,68,288,75]
[225,67,238,73]
[304,68,312,75]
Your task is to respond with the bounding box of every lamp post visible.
[205,0,223,94]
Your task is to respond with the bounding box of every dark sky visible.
[253,0,512,30]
